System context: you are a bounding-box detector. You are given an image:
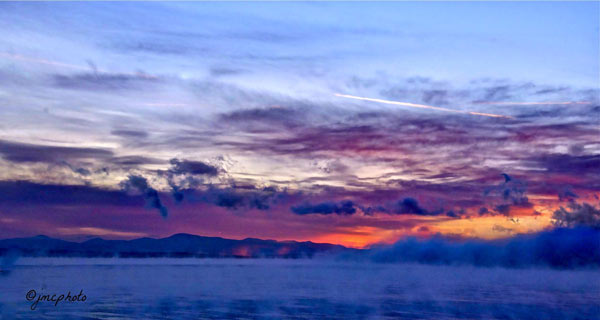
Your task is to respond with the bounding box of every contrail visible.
[474,101,590,106]
[334,93,513,119]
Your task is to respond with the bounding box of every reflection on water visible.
[1,258,598,319]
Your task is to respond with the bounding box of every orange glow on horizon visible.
[312,226,401,248]
[309,207,561,248]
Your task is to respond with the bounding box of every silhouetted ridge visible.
[0,233,350,259]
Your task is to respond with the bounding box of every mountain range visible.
[0,234,354,259]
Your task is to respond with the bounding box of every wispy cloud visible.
[0,52,158,79]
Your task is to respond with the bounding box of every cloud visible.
[0,66,597,233]
[531,154,600,174]
[109,156,165,167]
[120,175,168,218]
[0,139,113,164]
[210,66,246,77]
[484,173,533,216]
[217,123,409,159]
[552,202,600,229]
[113,40,195,56]
[445,210,459,218]
[213,110,516,162]
[61,162,92,176]
[169,158,219,176]
[291,197,451,217]
[494,204,511,215]
[392,198,435,215]
[511,123,599,142]
[218,106,308,133]
[313,159,349,174]
[361,198,447,216]
[492,224,513,234]
[421,89,449,106]
[0,180,140,206]
[481,85,512,101]
[182,186,288,211]
[162,159,222,203]
[377,77,599,119]
[52,72,158,91]
[292,200,357,215]
[110,129,149,139]
[558,187,578,202]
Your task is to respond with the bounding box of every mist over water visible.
[1,259,598,319]
[362,227,600,269]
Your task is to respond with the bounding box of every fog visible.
[360,227,600,269]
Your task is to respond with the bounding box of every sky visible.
[0,1,598,248]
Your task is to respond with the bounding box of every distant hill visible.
[0,234,355,258]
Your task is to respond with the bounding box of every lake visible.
[1,258,599,319]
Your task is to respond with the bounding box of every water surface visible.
[1,258,598,319]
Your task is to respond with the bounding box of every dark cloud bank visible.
[0,139,113,163]
[291,198,449,216]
